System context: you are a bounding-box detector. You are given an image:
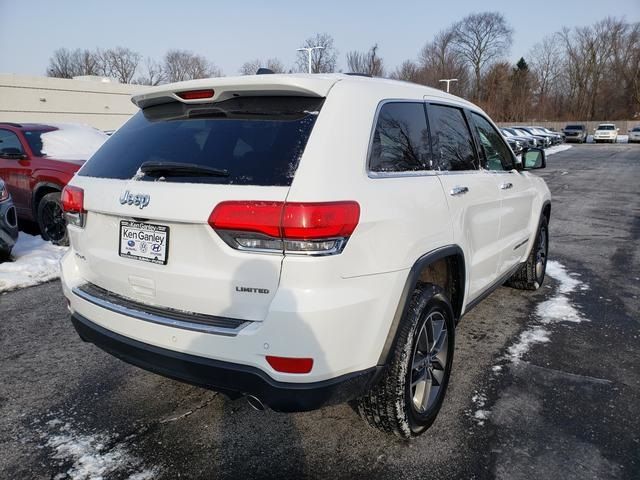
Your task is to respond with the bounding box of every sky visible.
[1,0,639,77]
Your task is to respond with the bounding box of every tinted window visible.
[428,105,477,171]
[369,102,430,172]
[565,125,584,130]
[0,129,24,154]
[79,96,323,186]
[471,113,514,171]
[598,125,615,130]
[23,128,55,157]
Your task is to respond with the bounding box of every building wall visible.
[0,74,139,130]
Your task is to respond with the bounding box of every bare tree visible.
[346,44,384,76]
[295,33,338,73]
[98,47,141,83]
[529,35,563,119]
[135,58,165,86]
[163,50,222,82]
[451,12,513,99]
[418,29,469,94]
[239,58,286,75]
[390,60,423,83]
[47,48,100,78]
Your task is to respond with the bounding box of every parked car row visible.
[501,126,562,154]
[561,123,640,144]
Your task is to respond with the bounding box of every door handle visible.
[500,182,513,190]
[450,186,469,196]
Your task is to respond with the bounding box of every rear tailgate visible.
[69,178,286,321]
[68,92,327,322]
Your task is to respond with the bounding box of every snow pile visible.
[506,261,588,363]
[41,124,107,160]
[545,144,572,156]
[0,233,67,293]
[46,423,156,480]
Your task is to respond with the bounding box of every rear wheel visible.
[353,284,455,438]
[37,192,68,246]
[506,215,548,290]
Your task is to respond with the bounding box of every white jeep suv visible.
[60,74,551,438]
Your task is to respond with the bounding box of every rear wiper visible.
[138,161,229,178]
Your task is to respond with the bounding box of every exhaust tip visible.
[246,395,265,411]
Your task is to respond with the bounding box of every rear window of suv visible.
[78,96,324,186]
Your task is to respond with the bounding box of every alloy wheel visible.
[410,311,449,414]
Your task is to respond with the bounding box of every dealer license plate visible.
[119,220,169,265]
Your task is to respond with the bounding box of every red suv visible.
[0,122,106,245]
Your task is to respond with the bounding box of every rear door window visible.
[427,104,478,171]
[368,102,431,173]
[78,96,324,186]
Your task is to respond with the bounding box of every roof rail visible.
[0,122,23,128]
[344,72,373,78]
[256,68,275,75]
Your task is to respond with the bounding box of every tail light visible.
[61,185,86,227]
[209,201,360,256]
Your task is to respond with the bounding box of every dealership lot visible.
[0,144,638,479]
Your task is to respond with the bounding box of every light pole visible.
[439,78,458,93]
[297,46,325,74]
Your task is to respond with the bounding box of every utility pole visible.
[439,78,458,93]
[296,46,325,73]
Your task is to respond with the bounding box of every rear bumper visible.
[71,312,379,412]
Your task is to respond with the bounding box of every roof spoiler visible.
[131,76,339,109]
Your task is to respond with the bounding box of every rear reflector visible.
[208,201,360,255]
[61,185,85,213]
[176,89,215,100]
[266,356,313,374]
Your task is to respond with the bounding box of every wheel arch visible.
[376,245,466,367]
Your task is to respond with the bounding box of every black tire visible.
[37,192,69,246]
[506,215,548,290]
[353,284,455,438]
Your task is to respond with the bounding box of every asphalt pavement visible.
[0,143,638,480]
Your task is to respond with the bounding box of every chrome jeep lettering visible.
[119,191,150,209]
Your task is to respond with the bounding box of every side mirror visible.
[0,148,27,160]
[522,148,546,170]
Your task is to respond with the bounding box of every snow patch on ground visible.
[507,326,551,362]
[0,233,67,293]
[546,144,573,155]
[505,261,589,363]
[46,423,156,480]
[470,392,491,426]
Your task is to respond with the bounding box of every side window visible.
[0,129,25,155]
[369,102,430,173]
[471,113,514,171]
[427,105,478,171]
